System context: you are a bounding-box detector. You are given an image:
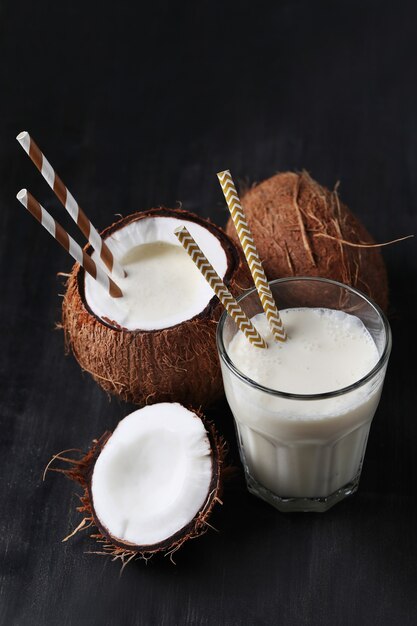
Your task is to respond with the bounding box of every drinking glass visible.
[216,277,391,512]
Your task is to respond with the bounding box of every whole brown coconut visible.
[225,171,388,311]
[62,207,251,407]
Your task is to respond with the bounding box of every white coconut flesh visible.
[91,403,214,547]
[84,216,228,330]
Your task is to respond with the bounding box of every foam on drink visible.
[228,308,379,397]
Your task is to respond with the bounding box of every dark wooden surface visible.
[1,1,417,624]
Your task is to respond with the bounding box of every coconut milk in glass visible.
[217,277,391,512]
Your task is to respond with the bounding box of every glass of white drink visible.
[217,277,391,512]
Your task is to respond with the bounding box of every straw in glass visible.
[174,226,266,348]
[217,169,287,342]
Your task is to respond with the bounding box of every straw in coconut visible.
[217,169,287,342]
[16,189,123,298]
[16,131,125,280]
[174,226,266,349]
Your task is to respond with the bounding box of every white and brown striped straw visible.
[174,226,267,349]
[16,132,125,280]
[16,189,123,298]
[217,170,287,343]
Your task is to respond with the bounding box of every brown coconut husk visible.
[62,208,252,407]
[225,171,389,311]
[46,416,226,568]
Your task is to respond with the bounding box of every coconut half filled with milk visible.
[63,208,250,406]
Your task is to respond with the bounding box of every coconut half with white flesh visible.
[56,403,224,561]
[62,208,251,406]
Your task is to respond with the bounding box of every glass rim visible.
[216,276,392,401]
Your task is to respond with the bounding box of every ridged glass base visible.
[245,470,361,513]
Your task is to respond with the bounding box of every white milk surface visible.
[228,308,379,396]
[118,242,204,328]
[224,308,383,498]
[84,216,228,330]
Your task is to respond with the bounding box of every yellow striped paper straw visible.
[217,170,287,342]
[174,226,267,349]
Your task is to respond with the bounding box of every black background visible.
[1,1,417,624]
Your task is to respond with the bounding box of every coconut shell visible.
[50,413,225,565]
[225,171,388,311]
[62,208,252,407]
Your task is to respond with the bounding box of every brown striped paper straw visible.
[174,226,267,349]
[217,170,287,343]
[16,189,123,298]
[16,131,125,280]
